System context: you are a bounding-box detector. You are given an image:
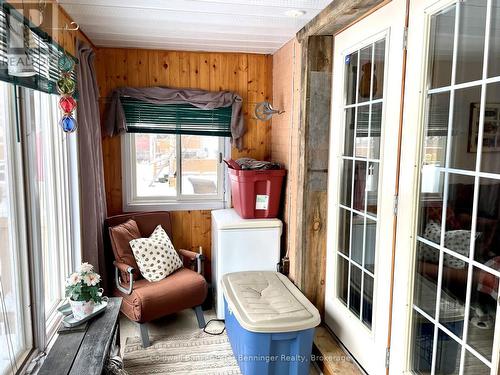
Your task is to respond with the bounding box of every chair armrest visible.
[178,249,205,274]
[114,261,135,295]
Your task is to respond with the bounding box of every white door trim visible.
[324,1,407,373]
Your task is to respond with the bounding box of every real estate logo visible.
[2,0,58,77]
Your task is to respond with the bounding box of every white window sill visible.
[124,200,228,212]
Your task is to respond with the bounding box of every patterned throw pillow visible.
[129,225,183,282]
[419,221,481,269]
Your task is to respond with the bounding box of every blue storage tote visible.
[222,271,321,375]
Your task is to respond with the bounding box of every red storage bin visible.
[229,168,286,219]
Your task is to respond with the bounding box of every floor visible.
[314,326,364,375]
[119,309,322,374]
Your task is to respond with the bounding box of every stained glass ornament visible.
[57,76,76,95]
[58,55,75,73]
[59,96,77,113]
[59,115,78,133]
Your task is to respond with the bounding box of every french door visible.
[392,0,500,374]
[327,0,500,373]
[324,0,407,373]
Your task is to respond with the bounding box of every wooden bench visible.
[39,297,122,375]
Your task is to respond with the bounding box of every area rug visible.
[123,330,241,375]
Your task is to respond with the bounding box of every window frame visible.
[20,87,80,344]
[0,82,33,374]
[122,133,231,212]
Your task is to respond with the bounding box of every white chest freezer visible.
[211,209,282,319]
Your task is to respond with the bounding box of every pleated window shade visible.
[121,97,233,137]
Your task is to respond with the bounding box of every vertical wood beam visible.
[295,36,333,317]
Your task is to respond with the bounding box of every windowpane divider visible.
[338,251,376,278]
[427,74,500,95]
[341,155,381,163]
[344,98,384,109]
[429,2,461,373]
[339,204,378,222]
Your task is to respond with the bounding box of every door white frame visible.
[324,0,407,373]
[391,0,500,373]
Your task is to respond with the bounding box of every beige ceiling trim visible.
[296,0,390,40]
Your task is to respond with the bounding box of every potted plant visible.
[65,263,103,320]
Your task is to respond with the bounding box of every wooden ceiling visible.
[60,0,332,54]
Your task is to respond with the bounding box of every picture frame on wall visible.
[468,102,500,153]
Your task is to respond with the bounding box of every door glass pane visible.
[349,265,362,318]
[424,92,450,168]
[365,218,376,273]
[414,242,439,317]
[344,107,356,156]
[345,51,358,106]
[479,82,500,174]
[355,105,370,158]
[0,83,30,374]
[338,256,349,305]
[449,87,481,171]
[411,1,498,373]
[411,311,435,374]
[455,0,487,85]
[370,103,382,159]
[373,40,385,100]
[475,177,500,267]
[351,213,364,265]
[336,37,386,331]
[418,171,445,240]
[181,135,219,196]
[445,174,475,255]
[340,159,353,207]
[338,208,351,256]
[353,161,366,211]
[435,330,461,375]
[487,0,500,78]
[134,134,177,197]
[358,45,373,103]
[463,350,490,375]
[428,6,456,89]
[366,162,379,216]
[439,254,467,338]
[362,273,374,328]
[466,267,498,361]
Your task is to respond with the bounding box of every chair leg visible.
[137,323,150,348]
[194,305,205,328]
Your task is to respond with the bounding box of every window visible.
[21,88,79,338]
[0,82,32,375]
[28,90,77,332]
[0,81,80,375]
[123,133,227,210]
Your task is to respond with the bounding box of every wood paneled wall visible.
[271,38,302,283]
[95,48,273,278]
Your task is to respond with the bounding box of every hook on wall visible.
[254,101,285,122]
[52,21,80,31]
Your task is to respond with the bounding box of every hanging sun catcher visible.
[57,53,78,133]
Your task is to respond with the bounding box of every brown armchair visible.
[104,211,207,348]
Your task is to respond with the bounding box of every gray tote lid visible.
[221,271,321,333]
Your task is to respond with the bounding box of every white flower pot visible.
[70,299,95,320]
